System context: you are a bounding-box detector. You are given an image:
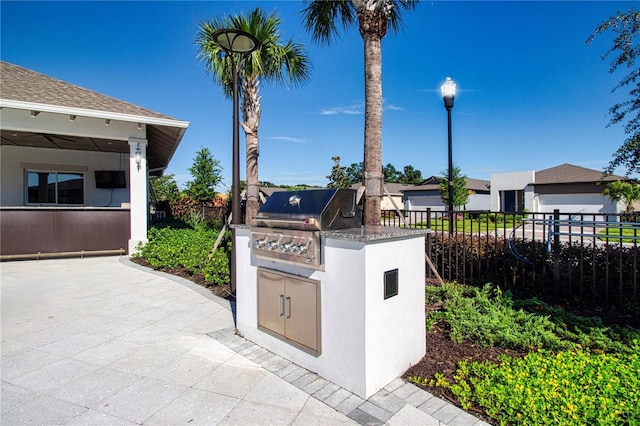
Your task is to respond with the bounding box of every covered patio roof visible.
[0,61,189,174]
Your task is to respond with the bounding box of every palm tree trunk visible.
[362,31,383,226]
[242,78,261,225]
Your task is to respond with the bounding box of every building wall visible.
[1,145,130,207]
[535,193,620,214]
[490,170,535,211]
[403,191,490,211]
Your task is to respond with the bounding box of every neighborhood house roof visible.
[0,61,188,172]
[402,176,490,193]
[534,163,622,185]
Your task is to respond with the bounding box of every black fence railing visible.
[382,209,639,326]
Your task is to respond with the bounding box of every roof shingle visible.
[534,163,622,185]
[0,61,175,120]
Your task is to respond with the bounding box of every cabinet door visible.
[257,269,285,336]
[284,277,319,352]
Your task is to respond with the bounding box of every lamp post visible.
[213,29,260,295]
[441,77,456,235]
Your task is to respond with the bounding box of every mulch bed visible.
[130,258,522,424]
[130,257,234,300]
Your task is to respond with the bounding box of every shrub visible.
[136,226,230,286]
[447,344,640,425]
[428,284,563,350]
[169,195,228,224]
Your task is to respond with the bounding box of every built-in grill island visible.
[251,188,361,267]
[234,188,427,399]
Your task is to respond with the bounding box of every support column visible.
[128,138,148,254]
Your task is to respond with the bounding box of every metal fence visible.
[382,209,639,325]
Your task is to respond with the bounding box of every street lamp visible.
[441,77,456,235]
[213,29,260,295]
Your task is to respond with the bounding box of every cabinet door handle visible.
[286,296,292,319]
[279,294,285,316]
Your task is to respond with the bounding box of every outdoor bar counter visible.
[0,206,130,259]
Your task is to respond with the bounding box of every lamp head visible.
[135,145,142,171]
[441,77,456,110]
[212,29,260,54]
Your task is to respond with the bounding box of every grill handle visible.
[286,296,292,319]
[254,217,317,226]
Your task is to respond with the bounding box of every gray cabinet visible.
[257,268,321,355]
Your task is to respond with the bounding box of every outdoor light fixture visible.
[441,77,456,235]
[30,111,39,117]
[69,115,77,121]
[212,28,260,295]
[135,144,142,171]
[105,119,111,126]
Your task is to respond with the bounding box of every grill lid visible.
[254,188,361,231]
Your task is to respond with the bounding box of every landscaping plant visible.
[411,282,640,425]
[135,223,230,286]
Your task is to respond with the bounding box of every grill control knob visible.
[267,241,278,250]
[254,239,266,249]
[280,242,292,252]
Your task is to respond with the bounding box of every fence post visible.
[553,209,560,301]
[426,208,432,278]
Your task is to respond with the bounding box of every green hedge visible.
[136,225,230,286]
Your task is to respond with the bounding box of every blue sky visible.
[1,1,635,190]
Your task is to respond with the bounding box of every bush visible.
[448,345,640,425]
[169,195,228,224]
[427,284,563,350]
[136,225,230,286]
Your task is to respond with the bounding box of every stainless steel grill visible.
[251,188,361,267]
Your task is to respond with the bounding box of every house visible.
[402,176,491,212]
[0,61,189,258]
[490,163,625,213]
[349,182,413,212]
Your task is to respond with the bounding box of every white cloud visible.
[268,136,307,144]
[318,99,405,115]
[385,103,405,111]
[319,103,364,115]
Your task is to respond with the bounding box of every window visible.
[26,171,84,205]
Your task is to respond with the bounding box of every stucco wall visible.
[490,170,535,211]
[1,145,130,207]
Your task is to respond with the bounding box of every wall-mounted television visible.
[95,170,127,189]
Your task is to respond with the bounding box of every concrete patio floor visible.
[1,256,487,425]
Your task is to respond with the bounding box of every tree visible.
[327,156,353,188]
[196,8,311,224]
[150,174,180,203]
[587,8,640,176]
[302,0,418,225]
[439,165,469,210]
[346,161,364,184]
[383,163,402,183]
[400,165,423,184]
[184,147,223,202]
[603,180,640,212]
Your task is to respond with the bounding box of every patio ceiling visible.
[1,124,183,174]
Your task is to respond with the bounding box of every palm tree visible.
[196,8,311,224]
[302,0,417,226]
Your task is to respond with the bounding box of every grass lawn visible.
[407,217,521,232]
[597,225,640,244]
